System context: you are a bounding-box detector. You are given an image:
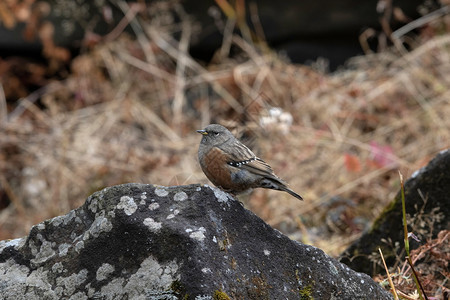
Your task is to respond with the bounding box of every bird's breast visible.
[200,147,253,193]
[200,147,233,188]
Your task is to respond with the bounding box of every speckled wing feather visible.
[242,158,285,183]
[224,140,285,184]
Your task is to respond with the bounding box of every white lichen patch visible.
[50,210,76,227]
[143,218,162,232]
[96,263,115,281]
[100,278,126,299]
[70,291,88,299]
[117,196,137,216]
[75,241,84,253]
[52,262,65,274]
[84,216,113,239]
[50,215,66,227]
[23,266,53,294]
[201,268,212,274]
[328,260,339,276]
[155,187,169,197]
[140,192,147,200]
[210,186,231,205]
[148,202,160,211]
[173,191,188,202]
[195,296,214,300]
[55,269,88,297]
[30,239,56,265]
[88,198,98,213]
[264,249,271,256]
[188,227,206,242]
[0,238,23,253]
[166,209,180,220]
[58,243,71,257]
[36,223,46,230]
[123,256,179,297]
[411,169,422,178]
[0,258,30,286]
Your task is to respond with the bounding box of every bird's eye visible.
[214,132,220,136]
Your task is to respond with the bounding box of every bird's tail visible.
[282,186,303,201]
[260,178,303,201]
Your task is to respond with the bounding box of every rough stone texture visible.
[340,149,450,275]
[0,183,392,299]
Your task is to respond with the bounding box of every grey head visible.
[197,124,235,147]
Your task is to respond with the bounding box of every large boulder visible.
[340,149,450,275]
[0,183,392,299]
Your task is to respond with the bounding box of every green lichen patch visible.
[213,290,231,300]
[299,284,313,300]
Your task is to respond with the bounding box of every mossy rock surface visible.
[340,149,450,275]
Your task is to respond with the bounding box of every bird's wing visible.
[241,157,279,178]
[225,141,284,184]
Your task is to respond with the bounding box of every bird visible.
[197,124,303,200]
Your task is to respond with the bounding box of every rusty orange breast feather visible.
[201,147,233,189]
[200,147,251,193]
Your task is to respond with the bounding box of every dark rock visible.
[0,183,392,299]
[340,149,450,275]
[0,0,428,69]
[185,0,425,69]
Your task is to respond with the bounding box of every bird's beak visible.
[197,129,208,135]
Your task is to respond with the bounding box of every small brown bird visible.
[197,124,303,200]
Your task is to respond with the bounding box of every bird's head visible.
[197,124,234,147]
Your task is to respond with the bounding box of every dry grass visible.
[0,1,449,273]
[375,230,450,299]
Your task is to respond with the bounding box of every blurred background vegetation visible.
[0,0,449,297]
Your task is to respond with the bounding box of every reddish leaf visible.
[369,141,397,168]
[344,153,361,172]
